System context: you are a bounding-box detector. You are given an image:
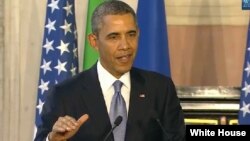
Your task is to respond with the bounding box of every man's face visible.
[89,14,139,78]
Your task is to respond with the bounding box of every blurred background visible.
[0,0,249,141]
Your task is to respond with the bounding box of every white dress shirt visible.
[97,61,131,114]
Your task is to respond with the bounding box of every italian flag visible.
[83,0,103,70]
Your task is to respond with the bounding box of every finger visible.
[64,115,77,122]
[52,122,67,133]
[63,116,78,130]
[77,114,89,127]
[54,116,75,132]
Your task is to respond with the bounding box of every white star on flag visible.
[36,99,44,115]
[240,101,250,117]
[73,48,77,58]
[60,20,72,35]
[45,19,56,34]
[70,64,77,76]
[48,0,60,13]
[40,59,52,74]
[244,62,250,77]
[63,1,73,16]
[56,40,70,55]
[43,38,54,54]
[242,81,250,97]
[38,79,50,95]
[74,28,77,39]
[54,60,67,75]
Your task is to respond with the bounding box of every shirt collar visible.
[97,61,130,91]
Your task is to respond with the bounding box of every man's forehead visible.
[102,14,135,22]
[101,15,136,27]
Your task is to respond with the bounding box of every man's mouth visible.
[117,54,132,63]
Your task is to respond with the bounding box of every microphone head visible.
[150,111,162,126]
[114,116,123,126]
[150,110,159,119]
[155,118,162,126]
[155,118,160,122]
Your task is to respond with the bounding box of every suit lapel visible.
[79,65,112,138]
[128,68,149,120]
[126,68,151,141]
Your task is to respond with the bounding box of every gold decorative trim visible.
[185,118,218,125]
[229,119,238,125]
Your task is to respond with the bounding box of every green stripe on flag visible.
[83,0,104,70]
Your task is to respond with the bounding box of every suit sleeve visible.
[34,86,64,141]
[162,78,186,141]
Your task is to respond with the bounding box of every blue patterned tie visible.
[109,80,127,141]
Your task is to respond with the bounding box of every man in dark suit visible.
[34,1,185,141]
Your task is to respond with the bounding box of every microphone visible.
[103,116,123,141]
[155,118,176,141]
[156,117,186,141]
[155,118,168,136]
[150,110,170,140]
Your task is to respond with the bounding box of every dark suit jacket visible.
[34,65,186,141]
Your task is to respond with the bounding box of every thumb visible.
[77,114,89,127]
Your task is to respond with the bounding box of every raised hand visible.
[48,114,89,141]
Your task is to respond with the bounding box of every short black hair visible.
[91,0,137,35]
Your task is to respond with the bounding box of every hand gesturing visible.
[48,114,89,141]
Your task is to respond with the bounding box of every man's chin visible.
[118,66,132,74]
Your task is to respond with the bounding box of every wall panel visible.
[169,25,247,86]
[166,0,249,25]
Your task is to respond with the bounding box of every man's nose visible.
[119,36,129,50]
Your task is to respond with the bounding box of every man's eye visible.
[108,35,118,40]
[128,33,136,37]
[110,36,117,39]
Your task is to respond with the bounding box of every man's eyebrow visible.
[106,32,120,37]
[127,30,137,34]
[106,30,137,37]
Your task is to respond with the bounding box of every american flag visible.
[34,0,78,135]
[238,22,250,124]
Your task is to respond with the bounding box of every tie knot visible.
[113,80,123,93]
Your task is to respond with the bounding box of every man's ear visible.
[88,33,99,51]
[137,28,140,37]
